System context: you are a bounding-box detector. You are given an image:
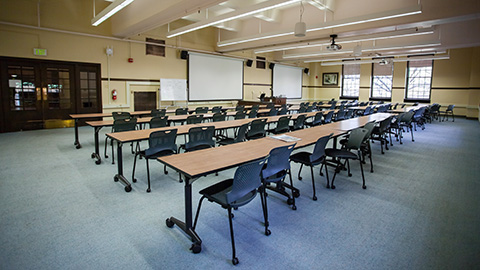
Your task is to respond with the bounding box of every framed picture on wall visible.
[322,72,338,85]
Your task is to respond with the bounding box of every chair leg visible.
[323,159,330,189]
[309,166,317,201]
[163,164,168,174]
[104,137,109,159]
[287,171,297,210]
[410,126,415,142]
[132,153,138,183]
[259,183,269,235]
[368,143,374,173]
[358,152,366,189]
[193,196,206,230]
[330,161,340,190]
[146,158,151,193]
[297,164,304,180]
[227,207,239,265]
[111,139,115,164]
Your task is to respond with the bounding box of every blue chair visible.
[132,129,177,192]
[260,144,298,236]
[193,158,268,265]
[180,126,215,152]
[305,111,323,127]
[323,110,334,124]
[325,128,368,189]
[217,123,249,146]
[290,114,306,131]
[289,134,332,200]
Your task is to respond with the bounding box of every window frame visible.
[370,58,393,102]
[404,57,434,103]
[340,61,360,99]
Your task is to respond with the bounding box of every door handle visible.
[36,87,41,100]
[42,87,47,100]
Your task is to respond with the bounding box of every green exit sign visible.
[33,48,47,56]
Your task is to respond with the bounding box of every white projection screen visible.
[272,64,303,99]
[188,52,244,101]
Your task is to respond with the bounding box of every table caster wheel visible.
[124,185,132,192]
[312,196,317,201]
[265,229,271,236]
[114,176,119,182]
[95,159,101,165]
[362,185,367,189]
[190,243,201,254]
[232,257,239,265]
[287,198,293,205]
[166,218,174,228]
[292,205,297,210]
[132,178,137,183]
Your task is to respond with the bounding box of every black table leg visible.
[74,119,82,149]
[166,175,202,253]
[91,126,102,165]
[113,141,132,192]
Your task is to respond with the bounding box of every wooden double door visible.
[0,57,102,132]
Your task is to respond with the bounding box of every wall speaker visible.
[304,68,310,74]
[246,59,253,67]
[180,50,188,60]
[269,63,275,69]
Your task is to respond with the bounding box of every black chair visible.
[149,116,169,128]
[329,101,337,110]
[211,106,223,114]
[339,121,376,173]
[325,128,369,189]
[278,107,288,115]
[440,104,455,122]
[260,144,298,230]
[412,107,426,131]
[334,110,346,121]
[323,110,334,124]
[150,109,166,117]
[212,112,226,122]
[344,109,354,119]
[235,105,244,112]
[266,103,275,109]
[112,111,131,120]
[246,118,267,140]
[305,111,323,127]
[217,123,249,146]
[193,158,268,265]
[175,108,188,115]
[290,114,306,131]
[234,110,246,120]
[371,116,393,154]
[195,107,209,114]
[289,134,332,200]
[104,118,137,164]
[181,126,215,152]
[186,114,204,125]
[132,129,177,192]
[267,115,291,134]
[399,110,415,143]
[267,107,278,116]
[247,109,258,118]
[251,104,260,111]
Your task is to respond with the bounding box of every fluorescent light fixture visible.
[91,0,134,26]
[218,5,421,47]
[254,27,434,54]
[283,40,441,59]
[320,54,450,66]
[167,0,300,38]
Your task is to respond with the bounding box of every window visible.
[341,62,360,98]
[371,59,393,100]
[146,38,165,57]
[406,59,433,101]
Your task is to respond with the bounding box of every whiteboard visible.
[188,52,243,101]
[160,79,187,101]
[272,64,303,99]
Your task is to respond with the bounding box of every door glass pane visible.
[79,71,97,108]
[46,67,71,109]
[8,65,37,111]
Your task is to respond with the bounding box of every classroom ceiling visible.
[109,0,480,63]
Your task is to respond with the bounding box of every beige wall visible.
[0,0,479,118]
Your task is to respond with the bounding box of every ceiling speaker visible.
[180,50,188,60]
[269,63,275,69]
[304,68,309,74]
[246,59,253,67]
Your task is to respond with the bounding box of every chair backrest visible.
[266,103,275,109]
[329,101,337,109]
[363,106,372,115]
[278,107,288,115]
[311,111,323,125]
[306,105,313,112]
[413,107,425,119]
[186,114,204,124]
[345,109,354,119]
[150,109,166,117]
[378,116,393,132]
[234,110,246,120]
[447,104,455,111]
[268,108,277,116]
[248,109,258,118]
[346,128,368,150]
[401,111,415,124]
[112,111,131,120]
[175,108,188,115]
[335,110,346,121]
[195,107,209,114]
[145,129,177,157]
[113,118,137,132]
[393,103,399,110]
[298,106,307,113]
[274,116,291,133]
[150,116,168,128]
[262,144,296,179]
[292,114,306,130]
[212,112,226,122]
[309,134,332,163]
[251,104,260,111]
[233,123,250,143]
[226,157,267,205]
[235,105,245,112]
[363,121,376,140]
[247,118,267,138]
[323,110,334,123]
[211,106,223,114]
[185,126,215,151]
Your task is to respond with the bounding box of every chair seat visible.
[325,148,358,159]
[141,149,175,159]
[199,179,257,208]
[289,151,324,166]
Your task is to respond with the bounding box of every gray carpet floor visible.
[0,117,479,270]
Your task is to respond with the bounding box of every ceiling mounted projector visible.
[379,58,391,65]
[326,34,342,51]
